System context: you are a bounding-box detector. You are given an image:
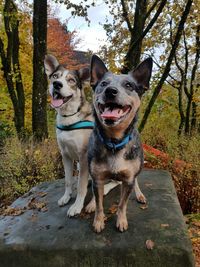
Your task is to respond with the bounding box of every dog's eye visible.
[101,81,108,87]
[53,73,58,79]
[125,82,133,89]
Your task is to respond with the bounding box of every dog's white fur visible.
[44,55,119,216]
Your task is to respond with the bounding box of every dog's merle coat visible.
[88,55,153,232]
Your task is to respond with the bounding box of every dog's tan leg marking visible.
[67,157,89,217]
[85,181,120,213]
[116,182,133,232]
[134,177,146,204]
[93,181,105,233]
[58,155,73,207]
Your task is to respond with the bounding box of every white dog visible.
[44,55,119,217]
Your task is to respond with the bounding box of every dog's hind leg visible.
[85,181,120,213]
[134,177,146,204]
[85,196,96,213]
[104,180,121,195]
[58,155,73,207]
[67,156,88,217]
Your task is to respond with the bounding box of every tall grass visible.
[0,137,64,206]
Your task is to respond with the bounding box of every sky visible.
[52,1,111,52]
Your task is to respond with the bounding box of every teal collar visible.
[96,130,133,152]
[56,120,94,131]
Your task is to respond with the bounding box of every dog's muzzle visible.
[50,81,73,108]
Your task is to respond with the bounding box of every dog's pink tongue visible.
[101,108,122,119]
[51,98,64,108]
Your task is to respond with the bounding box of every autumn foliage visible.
[47,18,79,69]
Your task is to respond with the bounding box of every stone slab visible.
[0,169,195,267]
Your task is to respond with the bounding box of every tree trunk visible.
[191,102,197,132]
[184,96,192,134]
[0,0,25,138]
[177,84,185,136]
[139,0,193,132]
[121,0,147,73]
[32,0,48,141]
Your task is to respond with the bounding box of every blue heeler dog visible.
[88,55,153,233]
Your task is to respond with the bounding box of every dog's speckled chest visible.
[90,143,142,183]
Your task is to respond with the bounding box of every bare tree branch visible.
[121,0,132,32]
[145,0,160,20]
[189,25,200,96]
[182,30,190,97]
[125,0,167,60]
[139,0,193,132]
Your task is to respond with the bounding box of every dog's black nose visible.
[53,81,63,90]
[105,87,118,99]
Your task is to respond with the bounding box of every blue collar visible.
[96,130,133,152]
[56,120,94,131]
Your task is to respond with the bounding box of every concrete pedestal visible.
[0,169,195,267]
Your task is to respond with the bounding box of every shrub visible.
[0,137,64,206]
[142,120,200,214]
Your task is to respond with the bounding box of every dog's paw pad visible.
[136,194,147,204]
[67,203,83,217]
[58,195,71,207]
[85,200,96,213]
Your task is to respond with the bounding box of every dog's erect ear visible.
[44,54,59,77]
[90,55,108,87]
[78,67,90,82]
[129,57,153,90]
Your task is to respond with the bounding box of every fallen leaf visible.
[161,224,170,228]
[108,204,118,214]
[144,183,153,187]
[146,239,155,250]
[140,205,148,210]
[3,206,25,216]
[27,198,47,211]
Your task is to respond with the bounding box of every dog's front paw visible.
[116,212,128,232]
[67,202,83,217]
[58,194,71,207]
[85,198,96,213]
[93,213,105,233]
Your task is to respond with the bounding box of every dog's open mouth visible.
[99,102,131,122]
[51,93,73,108]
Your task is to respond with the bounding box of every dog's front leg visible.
[67,156,89,217]
[93,180,105,233]
[58,155,73,207]
[116,181,133,232]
